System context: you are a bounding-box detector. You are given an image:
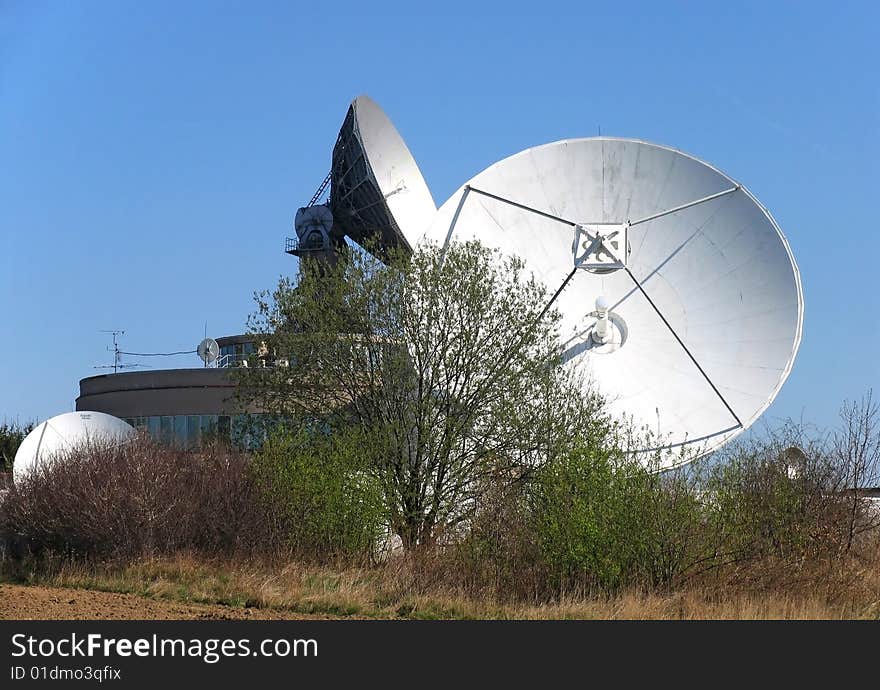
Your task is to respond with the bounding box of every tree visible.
[239,240,609,548]
[1,421,33,472]
[831,390,880,551]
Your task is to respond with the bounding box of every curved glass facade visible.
[124,414,264,448]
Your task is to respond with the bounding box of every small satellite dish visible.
[197,337,219,364]
[13,411,135,482]
[420,138,803,467]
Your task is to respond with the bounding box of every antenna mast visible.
[104,329,123,373]
[95,330,143,373]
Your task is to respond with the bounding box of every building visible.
[74,96,424,449]
[76,335,257,446]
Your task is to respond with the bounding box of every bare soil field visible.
[0,583,345,620]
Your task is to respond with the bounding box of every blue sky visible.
[1,1,877,432]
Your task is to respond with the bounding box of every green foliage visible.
[524,424,870,595]
[706,436,846,562]
[0,421,33,471]
[250,425,386,561]
[531,439,639,591]
[241,239,608,547]
[522,414,874,596]
[528,438,710,592]
[633,469,710,588]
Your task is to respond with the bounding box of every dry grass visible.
[4,413,880,619]
[4,552,880,620]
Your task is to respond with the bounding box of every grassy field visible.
[4,553,880,620]
[4,420,879,620]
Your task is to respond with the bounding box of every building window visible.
[160,416,174,444]
[218,341,256,367]
[186,415,200,444]
[123,413,272,449]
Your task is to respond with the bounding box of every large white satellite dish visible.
[289,96,437,265]
[331,95,437,252]
[420,137,803,467]
[13,411,135,482]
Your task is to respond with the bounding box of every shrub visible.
[1,420,34,473]
[0,435,270,561]
[446,442,712,599]
[450,471,546,600]
[249,425,386,562]
[530,439,628,591]
[706,428,857,567]
[528,438,710,593]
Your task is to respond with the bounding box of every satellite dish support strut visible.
[439,183,745,432]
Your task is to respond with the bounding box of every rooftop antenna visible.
[95,330,144,373]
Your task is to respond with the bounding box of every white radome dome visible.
[13,411,135,482]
